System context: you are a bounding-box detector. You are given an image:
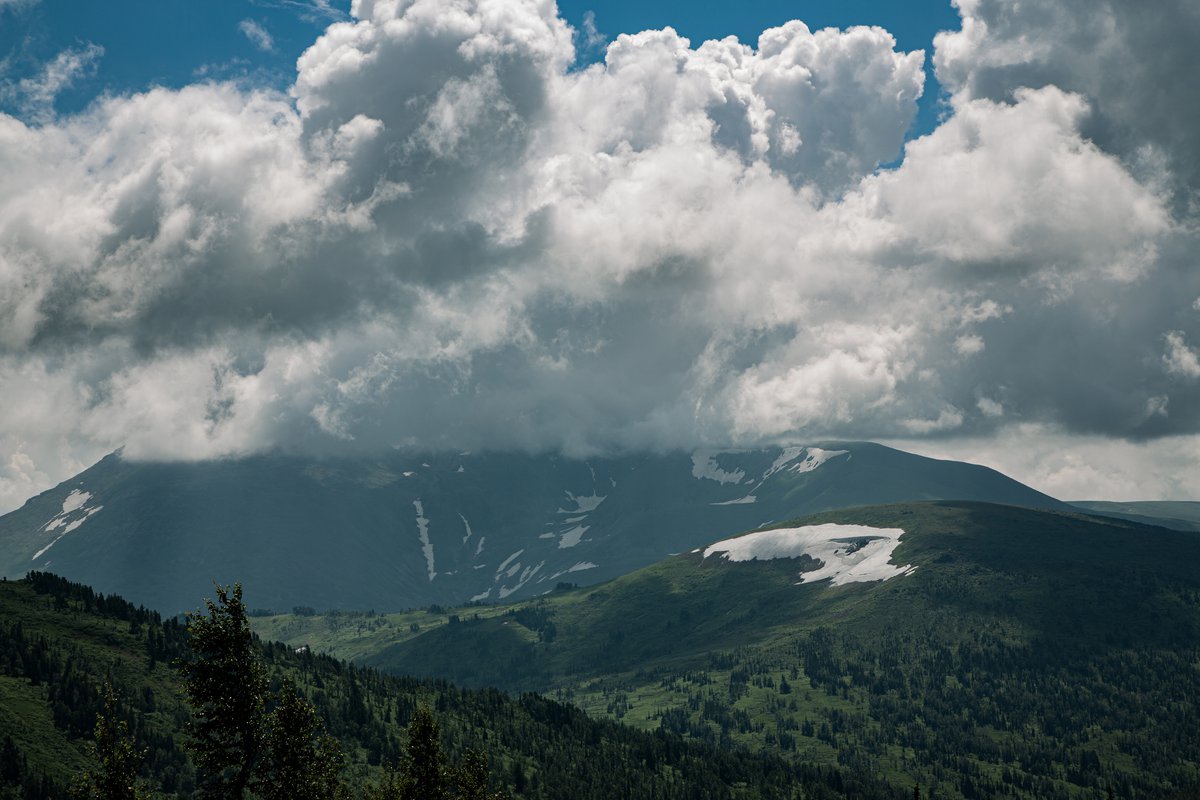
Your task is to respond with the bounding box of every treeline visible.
[0,573,194,799]
[797,624,1200,799]
[634,620,1200,799]
[0,574,906,799]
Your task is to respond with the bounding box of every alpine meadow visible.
[2,0,1200,799]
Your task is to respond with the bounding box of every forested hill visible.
[0,572,901,800]
[257,502,1200,800]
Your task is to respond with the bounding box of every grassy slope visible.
[0,578,191,789]
[254,502,1200,800]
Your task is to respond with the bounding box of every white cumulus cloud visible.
[0,0,1199,510]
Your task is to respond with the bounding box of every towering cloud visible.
[935,0,1200,196]
[0,0,1197,510]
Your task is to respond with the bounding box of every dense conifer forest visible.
[0,573,901,799]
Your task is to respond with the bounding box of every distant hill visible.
[1071,499,1200,532]
[256,502,1200,800]
[0,443,1066,614]
[0,572,894,800]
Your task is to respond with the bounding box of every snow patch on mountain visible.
[499,560,545,599]
[43,489,96,531]
[545,561,600,582]
[712,495,757,506]
[558,525,588,548]
[745,446,849,493]
[557,492,606,514]
[760,446,808,481]
[497,549,524,573]
[792,448,848,474]
[32,536,63,561]
[703,524,915,586]
[413,500,436,581]
[58,489,89,515]
[34,488,104,561]
[691,452,746,485]
[459,513,473,544]
[551,491,605,547]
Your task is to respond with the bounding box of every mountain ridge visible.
[1070,499,1200,532]
[0,443,1068,615]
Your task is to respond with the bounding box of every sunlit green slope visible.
[256,502,1200,800]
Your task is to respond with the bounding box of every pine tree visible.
[71,679,153,800]
[178,583,267,799]
[363,764,406,800]
[256,680,346,800]
[401,707,448,800]
[452,750,488,800]
[452,749,507,800]
[364,709,507,800]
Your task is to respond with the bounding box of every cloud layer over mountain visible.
[2,0,1198,509]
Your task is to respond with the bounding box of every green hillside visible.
[0,573,899,800]
[256,502,1200,800]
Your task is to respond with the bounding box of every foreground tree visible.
[71,679,153,800]
[257,681,346,800]
[452,750,502,800]
[178,582,348,799]
[403,707,448,800]
[178,583,267,799]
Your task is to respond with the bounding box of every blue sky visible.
[0,0,960,136]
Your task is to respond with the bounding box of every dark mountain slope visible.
[0,444,1065,614]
